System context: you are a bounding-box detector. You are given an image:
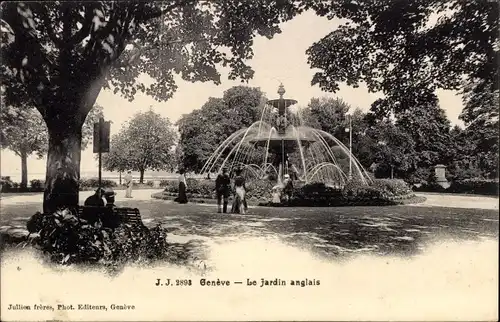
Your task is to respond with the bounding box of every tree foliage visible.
[458,81,499,178]
[0,1,306,210]
[1,1,306,110]
[304,0,498,179]
[306,0,498,99]
[102,110,177,182]
[0,104,103,187]
[177,85,265,172]
[394,96,452,170]
[301,97,351,142]
[0,107,47,159]
[366,120,417,179]
[0,104,103,154]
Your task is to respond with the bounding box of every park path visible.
[1,189,498,209]
[1,189,498,321]
[411,192,498,210]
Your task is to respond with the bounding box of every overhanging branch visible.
[66,3,96,47]
[139,0,198,22]
[38,4,63,48]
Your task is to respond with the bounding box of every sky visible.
[1,11,464,181]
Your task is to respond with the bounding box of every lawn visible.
[1,197,497,261]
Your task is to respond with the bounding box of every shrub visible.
[406,168,431,185]
[287,179,415,207]
[162,180,178,192]
[1,176,14,192]
[448,178,499,196]
[370,179,413,197]
[156,178,419,206]
[342,184,385,201]
[26,209,170,269]
[246,180,275,201]
[79,178,117,189]
[145,180,154,187]
[186,178,215,196]
[30,179,45,190]
[292,183,344,206]
[160,178,276,201]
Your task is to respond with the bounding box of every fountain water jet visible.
[201,84,372,187]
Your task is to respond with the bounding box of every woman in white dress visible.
[231,168,247,214]
[124,171,133,198]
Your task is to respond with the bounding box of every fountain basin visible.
[249,137,315,152]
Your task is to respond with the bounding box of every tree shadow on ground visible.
[143,203,499,261]
[1,200,498,264]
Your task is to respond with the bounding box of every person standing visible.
[231,168,247,214]
[124,171,133,198]
[175,169,188,204]
[283,173,294,205]
[215,167,231,213]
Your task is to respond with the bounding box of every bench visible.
[77,206,145,230]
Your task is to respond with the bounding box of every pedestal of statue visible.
[434,164,450,189]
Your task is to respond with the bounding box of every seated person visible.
[103,188,117,209]
[84,188,105,207]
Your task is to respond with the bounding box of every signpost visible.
[93,117,111,195]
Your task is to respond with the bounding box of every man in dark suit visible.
[84,188,105,207]
[215,167,231,213]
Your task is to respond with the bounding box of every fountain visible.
[200,84,372,187]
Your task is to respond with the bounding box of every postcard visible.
[1,1,498,321]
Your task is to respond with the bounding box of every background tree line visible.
[175,84,497,183]
[1,1,497,210]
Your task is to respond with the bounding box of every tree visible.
[394,95,453,171]
[348,108,375,168]
[102,110,177,183]
[305,1,498,178]
[177,86,265,172]
[1,1,306,212]
[446,125,483,180]
[0,108,46,189]
[0,104,103,189]
[301,97,351,143]
[367,120,417,179]
[458,81,499,178]
[306,0,498,102]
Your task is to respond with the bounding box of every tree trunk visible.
[20,149,28,190]
[139,170,145,184]
[43,124,83,213]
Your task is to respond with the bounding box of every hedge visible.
[414,178,499,196]
[155,178,422,207]
[447,179,498,195]
[285,179,418,207]
[1,177,160,193]
[159,178,275,203]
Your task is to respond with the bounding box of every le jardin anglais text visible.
[155,277,321,287]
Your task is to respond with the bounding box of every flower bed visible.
[23,209,175,271]
[153,178,423,207]
[157,178,275,204]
